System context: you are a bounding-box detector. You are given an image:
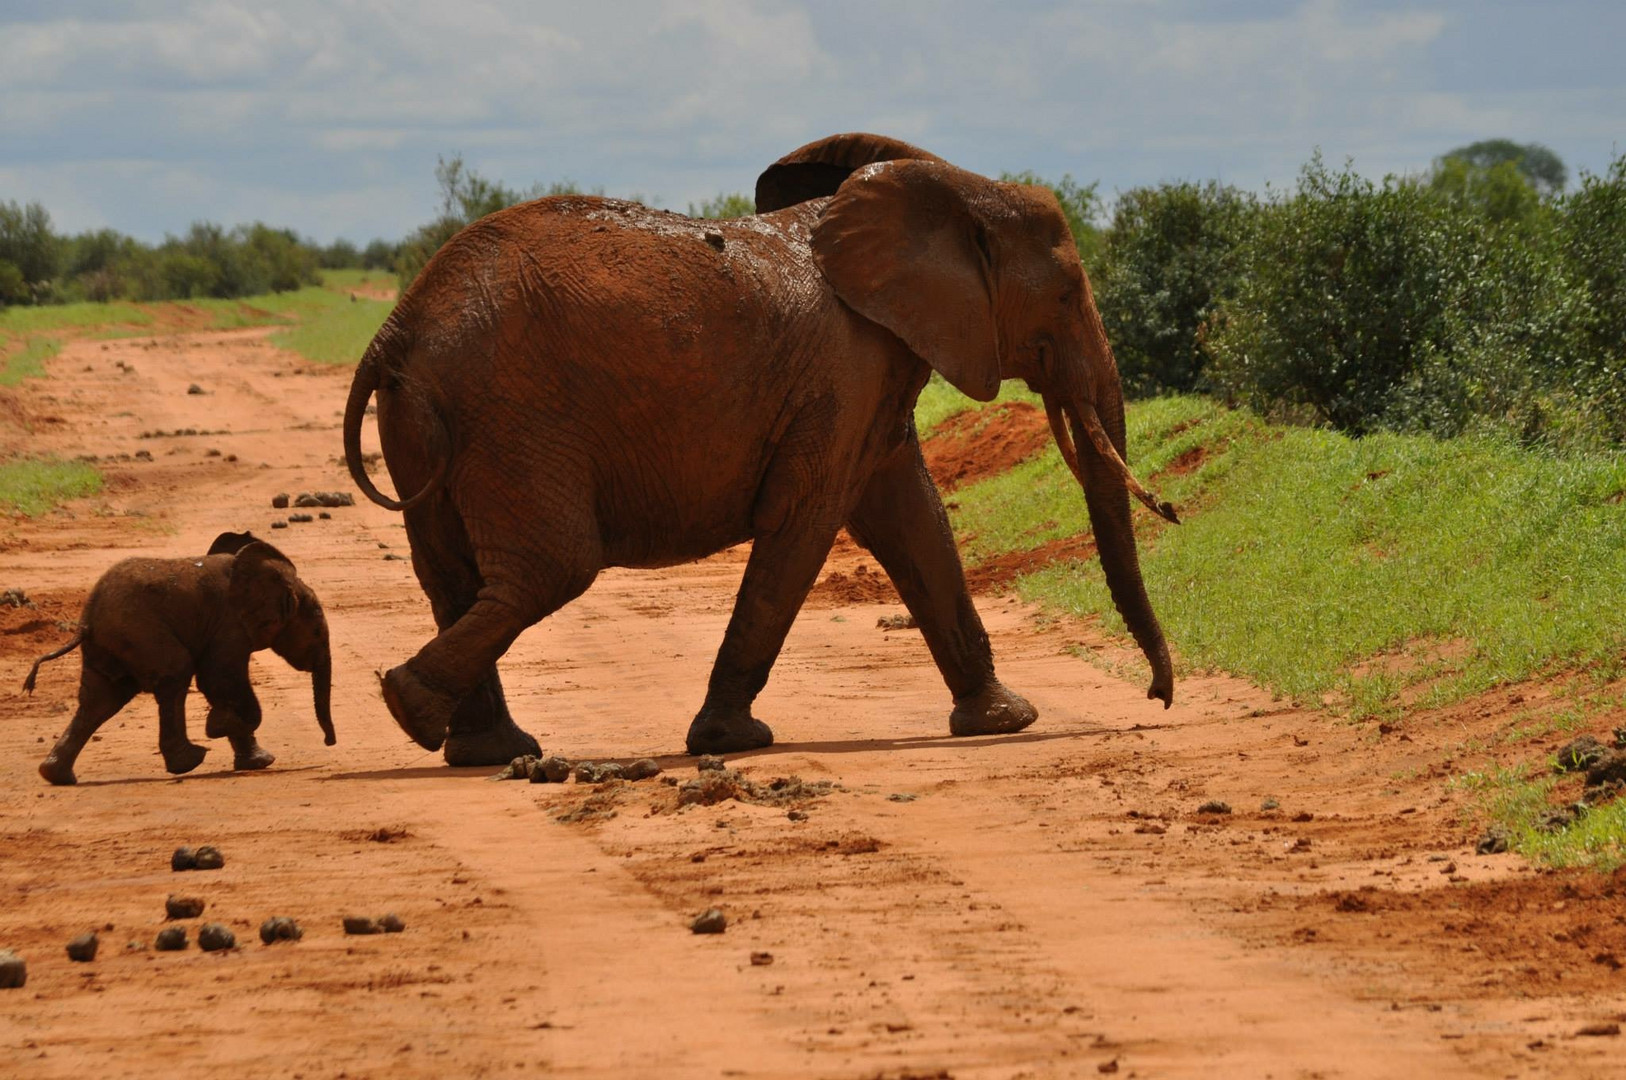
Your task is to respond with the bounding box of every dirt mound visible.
[921,402,1050,492]
[807,563,900,606]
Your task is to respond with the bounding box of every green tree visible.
[0,200,61,300]
[1435,138,1567,197]
[688,193,754,219]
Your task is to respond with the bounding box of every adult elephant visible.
[344,132,1177,766]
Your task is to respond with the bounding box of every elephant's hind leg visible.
[38,664,138,785]
[846,439,1036,738]
[398,508,546,766]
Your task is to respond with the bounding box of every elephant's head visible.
[214,532,338,744]
[805,156,1177,707]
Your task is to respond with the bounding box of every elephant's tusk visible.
[1044,396,1088,489]
[1067,401,1181,525]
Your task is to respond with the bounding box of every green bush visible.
[1556,155,1626,441]
[1094,181,1256,396]
[0,201,60,299]
[688,193,754,219]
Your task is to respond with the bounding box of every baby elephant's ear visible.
[228,542,299,644]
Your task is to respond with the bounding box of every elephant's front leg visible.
[846,437,1037,737]
[155,676,209,775]
[197,665,275,771]
[687,501,843,756]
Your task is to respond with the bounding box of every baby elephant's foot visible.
[205,704,254,740]
[685,706,774,756]
[38,754,78,786]
[161,741,210,776]
[949,680,1038,737]
[229,735,276,771]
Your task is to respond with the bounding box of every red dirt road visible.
[1,327,1623,1078]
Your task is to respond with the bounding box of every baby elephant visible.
[23,531,336,785]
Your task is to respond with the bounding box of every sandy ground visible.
[1,326,1623,1079]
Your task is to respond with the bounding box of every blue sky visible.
[2,1,1622,243]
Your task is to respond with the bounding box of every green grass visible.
[0,457,103,516]
[267,291,392,365]
[914,374,1040,437]
[933,393,1626,719]
[1455,764,1626,871]
[0,337,62,386]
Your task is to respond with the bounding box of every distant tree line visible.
[8,138,1623,448]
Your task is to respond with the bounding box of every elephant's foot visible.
[38,753,78,786]
[444,722,541,768]
[949,680,1038,737]
[380,664,453,752]
[161,741,210,776]
[229,735,276,771]
[685,706,774,756]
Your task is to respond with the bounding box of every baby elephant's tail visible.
[22,630,83,693]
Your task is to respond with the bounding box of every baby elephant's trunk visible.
[312,653,336,746]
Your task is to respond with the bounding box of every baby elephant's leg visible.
[155,676,208,775]
[197,666,273,771]
[38,665,138,785]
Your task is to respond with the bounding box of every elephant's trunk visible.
[312,653,336,746]
[1043,340,1176,708]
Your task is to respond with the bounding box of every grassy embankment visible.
[0,270,393,516]
[916,379,1626,868]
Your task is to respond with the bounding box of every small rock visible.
[787,809,808,821]
[165,895,206,920]
[0,950,26,988]
[192,845,224,870]
[887,792,917,803]
[271,521,289,529]
[66,932,98,962]
[171,846,197,871]
[1260,797,1280,811]
[876,613,917,631]
[155,927,188,951]
[382,552,402,559]
[271,493,290,508]
[343,916,382,935]
[1476,828,1511,855]
[198,923,236,952]
[318,511,331,520]
[1098,1059,1120,1074]
[379,913,405,933]
[696,755,726,773]
[749,951,773,966]
[287,513,313,524]
[187,383,205,395]
[259,917,302,945]
[623,758,662,782]
[124,940,149,953]
[1437,861,1457,875]
[1197,800,1232,815]
[690,908,727,934]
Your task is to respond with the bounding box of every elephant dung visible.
[66,932,99,962]
[259,916,303,945]
[271,493,290,509]
[171,846,197,871]
[1197,800,1232,815]
[293,492,320,507]
[529,756,572,783]
[379,913,405,933]
[166,895,206,920]
[154,927,188,951]
[696,755,727,773]
[1555,735,1608,774]
[197,923,236,952]
[494,754,540,780]
[690,908,727,934]
[623,758,662,782]
[0,950,25,988]
[192,845,225,870]
[287,513,314,524]
[343,916,382,935]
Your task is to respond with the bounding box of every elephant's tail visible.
[22,629,83,693]
[343,321,447,513]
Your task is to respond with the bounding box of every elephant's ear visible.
[207,530,259,556]
[755,132,945,213]
[811,160,1002,401]
[228,541,299,645]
